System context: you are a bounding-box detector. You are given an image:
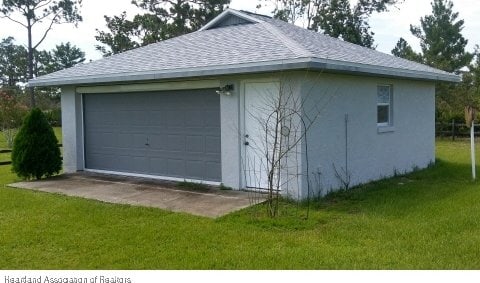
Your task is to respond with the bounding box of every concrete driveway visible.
[9,173,264,218]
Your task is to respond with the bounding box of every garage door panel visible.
[85,95,111,110]
[86,153,115,170]
[149,111,165,125]
[204,110,221,127]
[205,161,221,180]
[186,135,205,153]
[164,135,184,152]
[132,156,149,173]
[148,134,166,150]
[187,126,218,135]
[186,160,206,179]
[114,155,130,171]
[130,111,151,126]
[167,159,185,177]
[149,158,167,175]
[164,110,184,127]
[132,134,148,149]
[117,133,134,148]
[205,136,221,153]
[117,111,134,126]
[84,130,101,148]
[147,150,219,165]
[102,132,118,147]
[185,110,206,127]
[89,147,148,157]
[197,93,218,104]
[84,89,221,181]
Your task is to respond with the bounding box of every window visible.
[377,85,392,126]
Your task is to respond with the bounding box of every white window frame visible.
[377,85,393,127]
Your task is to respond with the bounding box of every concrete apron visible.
[9,173,264,218]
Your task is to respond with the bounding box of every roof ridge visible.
[261,17,453,75]
[199,9,264,31]
[314,31,449,75]
[259,21,313,58]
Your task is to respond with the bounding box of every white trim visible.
[80,85,223,186]
[377,84,393,126]
[84,169,222,186]
[377,126,395,133]
[76,80,220,94]
[199,9,263,31]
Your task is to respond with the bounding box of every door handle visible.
[244,141,249,146]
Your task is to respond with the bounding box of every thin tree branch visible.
[33,12,60,50]
[9,2,30,16]
[35,0,54,11]
[32,10,54,25]
[0,14,27,27]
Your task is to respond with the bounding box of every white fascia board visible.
[29,58,310,87]
[29,57,460,87]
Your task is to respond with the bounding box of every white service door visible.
[244,81,279,189]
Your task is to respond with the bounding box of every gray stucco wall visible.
[61,86,84,173]
[299,73,435,198]
[219,80,242,189]
[60,73,435,198]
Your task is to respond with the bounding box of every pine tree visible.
[395,0,473,122]
[95,0,230,56]
[258,0,401,48]
[1,0,82,107]
[0,37,27,87]
[12,108,62,180]
[410,0,472,73]
[391,37,423,63]
[312,0,375,47]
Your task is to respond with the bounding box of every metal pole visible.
[345,113,348,175]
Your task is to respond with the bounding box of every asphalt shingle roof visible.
[29,9,459,87]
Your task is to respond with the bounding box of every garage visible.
[29,9,459,198]
[83,88,221,182]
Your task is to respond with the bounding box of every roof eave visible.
[309,58,461,83]
[28,58,460,87]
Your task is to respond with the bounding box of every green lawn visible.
[0,139,479,269]
[0,153,9,162]
[0,134,7,148]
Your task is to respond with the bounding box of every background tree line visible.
[0,38,85,128]
[0,0,85,135]
[0,39,85,88]
[391,0,480,123]
[94,0,401,55]
[1,0,479,127]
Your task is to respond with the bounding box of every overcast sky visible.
[1,0,479,61]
